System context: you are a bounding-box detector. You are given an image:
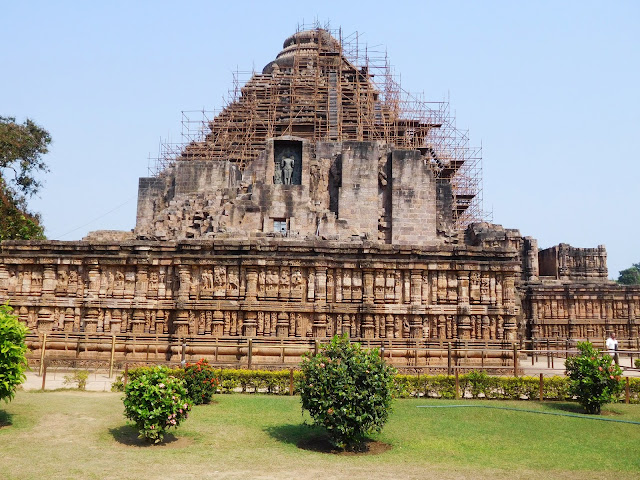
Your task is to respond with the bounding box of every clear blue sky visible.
[2,1,638,278]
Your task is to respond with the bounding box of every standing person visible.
[606,332,619,366]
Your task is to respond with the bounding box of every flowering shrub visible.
[565,341,623,414]
[298,334,395,450]
[183,358,217,404]
[0,303,29,403]
[122,366,191,443]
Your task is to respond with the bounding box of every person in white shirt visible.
[606,332,619,365]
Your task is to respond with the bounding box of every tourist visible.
[606,332,619,366]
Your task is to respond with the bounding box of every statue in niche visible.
[274,160,283,184]
[282,151,295,185]
[56,269,69,294]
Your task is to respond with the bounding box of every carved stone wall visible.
[538,243,608,281]
[0,239,521,341]
[134,139,448,245]
[523,283,640,340]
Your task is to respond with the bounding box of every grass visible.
[1,391,640,479]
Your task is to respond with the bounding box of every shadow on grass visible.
[543,402,623,416]
[263,423,320,447]
[263,424,391,455]
[109,424,185,448]
[0,410,13,428]
[543,402,585,414]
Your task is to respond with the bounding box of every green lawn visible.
[1,391,639,479]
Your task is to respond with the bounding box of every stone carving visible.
[282,153,295,185]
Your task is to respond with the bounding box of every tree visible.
[617,263,640,285]
[0,303,30,403]
[564,341,623,414]
[0,116,51,240]
[298,334,395,451]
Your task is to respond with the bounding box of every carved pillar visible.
[37,308,54,332]
[503,314,518,341]
[0,265,8,294]
[42,265,56,297]
[362,314,374,338]
[131,310,146,334]
[64,308,75,332]
[313,313,327,337]
[410,271,422,305]
[363,270,374,304]
[307,269,316,302]
[155,310,165,334]
[173,310,190,338]
[481,315,490,340]
[245,267,258,301]
[83,308,99,333]
[629,300,638,338]
[315,267,327,303]
[243,311,257,337]
[135,266,149,300]
[457,271,469,305]
[385,314,395,338]
[87,264,100,298]
[178,266,191,301]
[211,310,224,337]
[410,315,422,338]
[456,305,471,339]
[277,312,290,337]
[335,268,343,302]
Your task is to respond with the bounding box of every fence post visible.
[447,342,452,376]
[39,333,47,376]
[180,340,187,367]
[380,345,385,360]
[41,361,47,390]
[289,368,294,396]
[546,339,550,368]
[314,339,319,356]
[109,335,116,378]
[626,377,630,404]
[123,363,129,389]
[248,339,253,370]
[531,339,535,366]
[539,373,543,402]
[455,369,459,400]
[513,343,518,377]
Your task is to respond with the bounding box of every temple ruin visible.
[0,28,638,366]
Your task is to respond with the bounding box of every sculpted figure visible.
[274,160,283,184]
[282,153,294,185]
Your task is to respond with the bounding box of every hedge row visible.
[112,367,640,403]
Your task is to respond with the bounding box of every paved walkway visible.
[23,366,116,392]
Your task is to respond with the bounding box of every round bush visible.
[298,334,395,450]
[123,366,192,443]
[0,303,29,403]
[183,358,218,404]
[565,341,623,414]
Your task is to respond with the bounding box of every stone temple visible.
[0,28,638,364]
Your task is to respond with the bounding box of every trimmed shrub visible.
[63,370,89,390]
[123,366,191,443]
[183,359,217,404]
[565,341,624,414]
[0,303,29,403]
[298,334,395,450]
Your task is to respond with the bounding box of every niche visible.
[273,140,302,185]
